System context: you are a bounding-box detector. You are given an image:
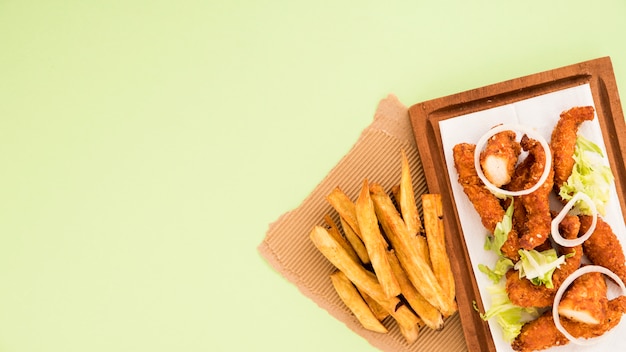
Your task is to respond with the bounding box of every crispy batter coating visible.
[512,296,626,352]
[453,143,520,260]
[453,143,506,232]
[558,271,608,325]
[480,130,522,187]
[551,106,595,192]
[518,135,554,250]
[580,215,626,284]
[506,214,582,308]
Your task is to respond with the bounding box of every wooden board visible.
[407,56,626,352]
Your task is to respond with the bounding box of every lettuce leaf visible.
[513,249,565,289]
[559,135,614,215]
[479,283,540,342]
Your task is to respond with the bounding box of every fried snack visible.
[512,296,626,352]
[330,271,389,333]
[479,129,521,187]
[453,143,520,260]
[506,214,582,308]
[369,183,454,316]
[355,179,401,298]
[340,217,370,264]
[580,215,626,284]
[453,143,506,232]
[518,135,554,250]
[357,288,389,321]
[551,106,595,192]
[326,187,361,239]
[310,225,391,303]
[398,149,424,236]
[557,271,608,325]
[393,304,423,344]
[309,225,422,342]
[387,251,444,330]
[422,194,457,316]
[323,214,361,264]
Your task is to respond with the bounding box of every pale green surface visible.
[1,1,625,351]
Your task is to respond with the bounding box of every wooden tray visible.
[407,56,626,352]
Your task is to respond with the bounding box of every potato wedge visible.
[422,194,457,316]
[330,271,388,333]
[399,149,423,237]
[387,251,444,330]
[369,183,454,316]
[355,179,401,298]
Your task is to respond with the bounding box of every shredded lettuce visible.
[480,200,515,283]
[513,249,566,289]
[559,135,614,215]
[479,283,540,343]
[479,258,514,284]
[485,199,514,256]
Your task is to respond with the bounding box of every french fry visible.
[422,194,457,316]
[323,214,361,264]
[415,235,432,269]
[309,225,421,339]
[393,304,423,344]
[330,271,388,333]
[309,225,396,305]
[369,183,455,317]
[340,217,370,264]
[387,251,444,330]
[357,288,389,321]
[399,149,424,237]
[326,187,361,239]
[355,179,401,298]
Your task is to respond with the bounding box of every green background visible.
[1,1,625,351]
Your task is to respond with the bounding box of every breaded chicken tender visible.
[506,214,582,308]
[453,143,520,260]
[518,135,554,250]
[512,296,626,352]
[551,106,595,192]
[580,215,626,284]
[558,270,608,325]
[453,143,506,232]
[480,130,522,187]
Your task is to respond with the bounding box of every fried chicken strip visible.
[480,130,522,187]
[551,106,595,192]
[580,215,626,284]
[512,296,626,352]
[453,143,520,260]
[453,143,506,232]
[506,214,582,308]
[558,270,608,325]
[518,135,554,250]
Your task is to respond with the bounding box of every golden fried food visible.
[506,214,582,308]
[453,142,521,260]
[557,271,608,325]
[550,106,595,192]
[518,135,554,250]
[480,129,521,187]
[453,143,506,233]
[580,215,626,284]
[355,179,401,298]
[512,296,626,352]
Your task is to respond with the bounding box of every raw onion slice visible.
[551,192,598,247]
[474,124,552,197]
[552,265,626,346]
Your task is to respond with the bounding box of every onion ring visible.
[474,124,552,197]
[552,265,626,346]
[551,192,598,247]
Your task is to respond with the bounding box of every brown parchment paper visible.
[258,94,468,352]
